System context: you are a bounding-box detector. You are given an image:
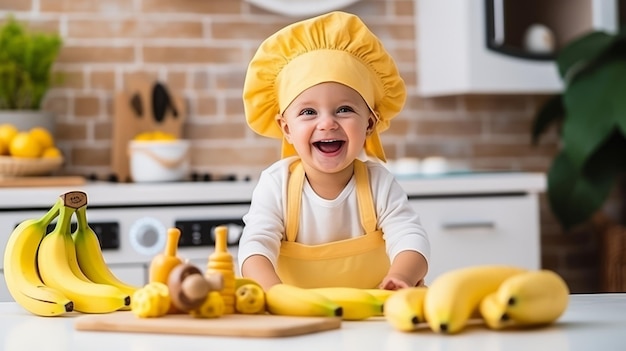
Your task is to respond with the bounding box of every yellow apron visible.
[276,159,390,288]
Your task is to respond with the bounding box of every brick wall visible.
[0,0,603,292]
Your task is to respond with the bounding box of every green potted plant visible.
[532,27,626,230]
[0,15,63,133]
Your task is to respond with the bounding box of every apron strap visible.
[286,160,305,242]
[285,159,378,242]
[353,159,377,233]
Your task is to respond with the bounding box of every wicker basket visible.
[0,155,64,177]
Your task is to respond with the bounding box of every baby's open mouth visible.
[313,140,345,153]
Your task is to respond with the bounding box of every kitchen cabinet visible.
[410,195,540,284]
[397,172,545,283]
[415,0,621,96]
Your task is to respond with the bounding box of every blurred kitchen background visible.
[1,0,625,293]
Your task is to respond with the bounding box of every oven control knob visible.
[129,217,166,256]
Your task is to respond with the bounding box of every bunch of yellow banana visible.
[3,191,139,316]
[381,265,570,334]
[479,269,570,329]
[423,265,527,334]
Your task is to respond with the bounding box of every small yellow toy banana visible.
[73,205,140,297]
[384,287,428,332]
[37,191,130,313]
[131,282,171,318]
[310,287,383,320]
[3,198,74,316]
[266,284,343,318]
[424,265,526,334]
[480,269,569,329]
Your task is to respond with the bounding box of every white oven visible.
[0,181,256,302]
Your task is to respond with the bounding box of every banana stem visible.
[54,205,76,234]
[75,206,88,231]
[165,228,181,256]
[39,199,63,225]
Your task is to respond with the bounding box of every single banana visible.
[72,205,140,297]
[37,191,130,313]
[485,269,569,328]
[310,287,383,320]
[384,287,428,332]
[424,265,526,334]
[3,198,74,316]
[266,284,343,318]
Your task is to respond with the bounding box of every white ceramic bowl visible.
[129,140,190,182]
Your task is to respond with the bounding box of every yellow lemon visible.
[41,147,62,158]
[9,132,43,158]
[29,127,55,149]
[0,123,18,146]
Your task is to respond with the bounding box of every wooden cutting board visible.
[74,312,341,338]
[0,176,86,187]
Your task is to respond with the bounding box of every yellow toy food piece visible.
[190,291,225,318]
[235,283,266,314]
[131,282,171,318]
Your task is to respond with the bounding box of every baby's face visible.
[280,82,374,175]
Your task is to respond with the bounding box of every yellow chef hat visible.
[243,11,406,162]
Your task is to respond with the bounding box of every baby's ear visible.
[276,114,291,140]
[366,115,376,135]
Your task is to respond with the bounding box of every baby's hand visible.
[379,277,427,290]
[379,276,410,291]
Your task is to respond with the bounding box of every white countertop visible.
[0,172,545,208]
[1,293,624,351]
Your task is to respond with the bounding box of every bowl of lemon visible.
[0,123,64,177]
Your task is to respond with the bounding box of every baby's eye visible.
[337,106,355,114]
[299,108,316,116]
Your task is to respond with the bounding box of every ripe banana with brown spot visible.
[424,265,527,334]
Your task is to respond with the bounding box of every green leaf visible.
[547,151,615,229]
[556,31,615,81]
[561,60,626,171]
[531,95,564,145]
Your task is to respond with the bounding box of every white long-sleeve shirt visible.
[237,157,430,272]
